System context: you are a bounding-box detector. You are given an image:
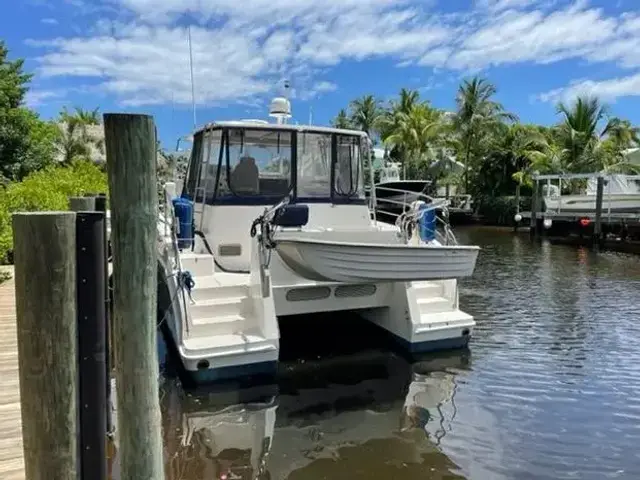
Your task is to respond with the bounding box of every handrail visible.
[370,184,458,246]
[160,184,192,335]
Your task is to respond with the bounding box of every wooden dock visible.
[0,269,25,480]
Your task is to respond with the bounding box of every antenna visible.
[187,25,197,130]
[309,106,313,125]
[269,79,292,125]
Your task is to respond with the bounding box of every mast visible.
[187,25,197,130]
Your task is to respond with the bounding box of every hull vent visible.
[334,284,377,298]
[285,286,331,302]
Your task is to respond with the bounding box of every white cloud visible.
[313,81,338,93]
[446,2,618,70]
[28,0,640,107]
[475,0,539,13]
[40,18,58,25]
[24,89,65,107]
[116,0,412,25]
[538,72,640,104]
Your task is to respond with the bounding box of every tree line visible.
[332,79,640,204]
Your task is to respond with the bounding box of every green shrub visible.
[0,160,107,263]
[476,195,532,226]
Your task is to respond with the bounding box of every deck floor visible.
[0,270,25,480]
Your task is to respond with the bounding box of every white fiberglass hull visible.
[544,194,640,214]
[274,232,479,283]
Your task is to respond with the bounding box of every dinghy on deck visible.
[274,231,479,283]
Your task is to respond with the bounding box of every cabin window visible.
[335,135,363,198]
[297,132,332,198]
[224,129,292,198]
[183,131,204,198]
[197,129,222,201]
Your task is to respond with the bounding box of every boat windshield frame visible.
[182,125,368,206]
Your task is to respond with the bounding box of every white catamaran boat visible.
[156,96,480,384]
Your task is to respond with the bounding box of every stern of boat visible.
[359,278,474,354]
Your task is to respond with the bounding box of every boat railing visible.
[371,186,458,246]
[157,183,192,335]
[437,194,472,211]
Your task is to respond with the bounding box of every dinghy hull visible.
[275,237,480,283]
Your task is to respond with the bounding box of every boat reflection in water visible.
[161,349,471,480]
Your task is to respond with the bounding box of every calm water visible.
[156,227,640,480]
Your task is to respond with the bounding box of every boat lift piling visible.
[104,113,165,480]
[529,177,539,238]
[593,176,604,249]
[12,212,78,480]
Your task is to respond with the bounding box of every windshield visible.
[335,134,363,198]
[184,126,366,204]
[222,128,292,198]
[297,132,332,198]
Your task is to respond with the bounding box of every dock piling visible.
[12,212,78,480]
[530,179,539,238]
[593,176,604,249]
[104,113,164,480]
[76,211,108,480]
[94,193,114,435]
[70,196,96,212]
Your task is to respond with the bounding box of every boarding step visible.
[417,296,454,315]
[412,281,444,297]
[182,333,277,359]
[190,296,247,318]
[416,310,474,334]
[190,314,248,337]
[190,275,250,302]
[181,253,215,277]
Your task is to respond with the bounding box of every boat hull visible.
[544,194,640,214]
[275,236,480,283]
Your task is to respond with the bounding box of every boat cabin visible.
[181,122,372,272]
[378,162,402,184]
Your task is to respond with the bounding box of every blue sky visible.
[3,0,640,149]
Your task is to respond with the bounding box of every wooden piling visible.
[69,196,96,212]
[104,113,164,480]
[593,176,604,249]
[530,179,539,238]
[12,212,78,480]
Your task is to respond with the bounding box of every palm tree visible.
[501,124,548,211]
[392,88,420,116]
[332,109,352,129]
[383,103,443,178]
[554,96,614,172]
[598,118,640,173]
[349,95,383,137]
[74,107,101,125]
[604,118,640,148]
[56,106,103,164]
[453,76,517,192]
